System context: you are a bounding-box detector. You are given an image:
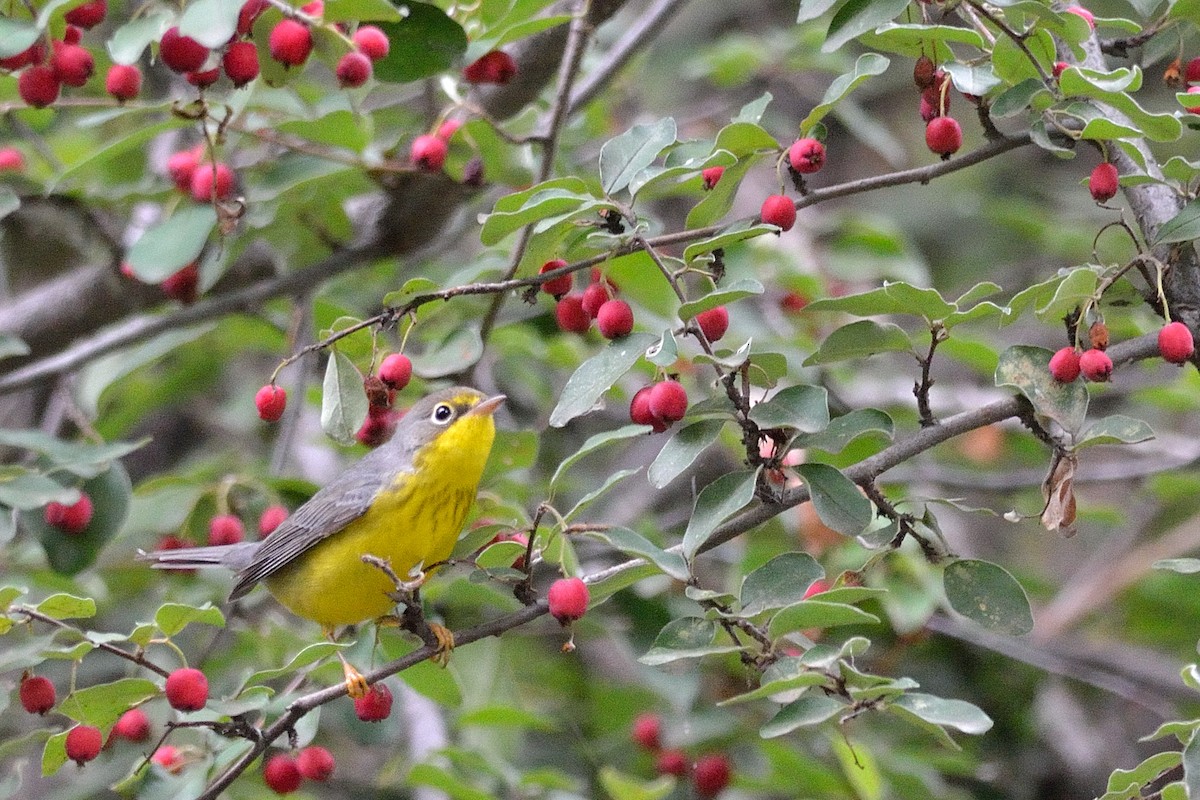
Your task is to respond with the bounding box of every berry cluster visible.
[629,713,733,797]
[1049,320,1195,384]
[630,380,688,433]
[549,264,633,340]
[262,746,336,794]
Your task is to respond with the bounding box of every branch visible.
[13,605,172,679]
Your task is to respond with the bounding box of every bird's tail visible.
[137,542,259,572]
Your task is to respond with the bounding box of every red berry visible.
[18,65,60,108]
[44,492,93,534]
[190,161,234,202]
[356,407,399,447]
[65,725,103,765]
[268,20,312,67]
[631,713,661,751]
[1053,61,1069,78]
[263,754,302,794]
[1187,57,1200,85]
[1158,321,1195,364]
[160,27,210,73]
[581,281,611,318]
[539,258,572,297]
[410,134,448,171]
[925,116,962,157]
[1184,86,1200,114]
[353,25,389,61]
[804,579,831,599]
[186,66,221,88]
[255,384,287,422]
[301,0,324,15]
[336,51,372,88]
[701,166,724,190]
[1079,348,1113,382]
[167,146,202,192]
[378,353,413,389]
[547,576,589,623]
[760,194,796,231]
[437,119,462,140]
[164,667,208,712]
[780,291,808,313]
[0,147,25,172]
[596,299,634,339]
[105,64,142,101]
[693,754,732,798]
[555,294,591,333]
[208,514,245,546]
[695,306,729,342]
[354,683,393,721]
[65,0,106,29]
[161,262,200,303]
[51,42,94,87]
[462,50,517,84]
[788,138,825,174]
[630,386,668,433]
[656,750,689,777]
[1048,347,1081,383]
[1089,162,1118,203]
[296,746,335,781]
[0,41,46,71]
[237,0,269,35]
[259,505,289,536]
[152,745,183,772]
[112,708,151,742]
[20,675,56,714]
[222,41,260,87]
[1065,5,1094,29]
[648,380,688,423]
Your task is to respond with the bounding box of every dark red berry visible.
[760,195,796,231]
[105,64,142,101]
[51,41,94,87]
[378,353,413,389]
[1089,162,1118,203]
[336,51,371,88]
[539,259,572,297]
[222,41,260,87]
[207,514,244,546]
[268,20,312,67]
[630,386,668,433]
[353,25,389,60]
[263,754,302,794]
[656,750,689,777]
[296,746,335,781]
[160,27,210,73]
[20,675,56,714]
[167,146,202,191]
[255,384,287,422]
[581,281,610,318]
[648,380,688,423]
[693,754,732,798]
[0,42,46,71]
[18,65,61,108]
[44,492,93,534]
[913,55,935,89]
[555,294,590,333]
[1048,347,1081,383]
[1187,57,1200,85]
[164,667,208,712]
[186,66,220,88]
[354,683,393,721]
[596,299,633,339]
[237,0,269,35]
[788,138,825,174]
[356,407,399,447]
[112,708,151,741]
[925,116,962,157]
[410,134,448,171]
[64,0,106,29]
[65,725,103,765]
[547,576,589,623]
[161,262,200,303]
[695,306,729,342]
[190,161,234,202]
[1053,61,1069,78]
[462,50,517,84]
[701,166,724,190]
[1158,321,1195,364]
[1079,348,1113,382]
[631,713,661,751]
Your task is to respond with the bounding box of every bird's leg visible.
[362,555,455,666]
[324,627,370,699]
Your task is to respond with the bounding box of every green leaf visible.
[740,552,824,616]
[801,53,890,133]
[639,617,741,665]
[861,22,984,58]
[735,91,773,123]
[648,419,726,489]
[990,78,1048,119]
[0,18,39,59]
[106,10,173,65]
[805,281,955,319]
[459,704,557,731]
[59,678,159,728]
[1058,69,1182,142]
[0,431,146,479]
[629,148,736,199]
[34,593,95,620]
[712,121,780,157]
[678,278,764,320]
[372,2,467,83]
[992,29,1056,84]
[599,118,677,195]
[177,0,241,48]
[1077,415,1154,448]
[1155,199,1200,245]
[481,188,590,246]
[719,664,829,705]
[890,692,993,734]
[822,0,907,53]
[682,469,758,559]
[320,349,368,446]
[412,327,484,379]
[798,0,843,22]
[154,602,225,636]
[795,463,872,536]
[125,206,218,282]
[323,0,404,22]
[943,558,1033,635]
[681,222,775,264]
[549,334,657,428]
[42,730,69,777]
[794,408,894,453]
[769,600,881,635]
[1099,752,1183,800]
[803,320,913,366]
[588,526,689,581]
[685,155,760,229]
[994,345,1088,436]
[0,469,76,510]
[748,385,830,433]
[761,694,846,737]
[565,467,640,520]
[245,642,348,685]
[598,767,675,800]
[644,329,678,368]
[551,424,648,491]
[1153,558,1200,574]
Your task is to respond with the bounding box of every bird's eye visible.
[432,403,455,424]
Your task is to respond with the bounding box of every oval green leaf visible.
[943,558,1033,635]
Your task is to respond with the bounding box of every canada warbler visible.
[141,386,504,694]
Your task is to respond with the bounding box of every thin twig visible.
[12,605,172,679]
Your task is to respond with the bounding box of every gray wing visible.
[228,464,388,600]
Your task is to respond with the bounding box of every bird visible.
[140,385,505,696]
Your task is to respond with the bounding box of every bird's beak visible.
[469,394,506,417]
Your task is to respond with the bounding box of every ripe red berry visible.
[20,675,56,714]
[925,116,962,157]
[539,258,572,297]
[18,65,61,108]
[237,0,269,35]
[51,42,94,87]
[222,41,260,87]
[161,262,200,303]
[580,281,611,318]
[1065,5,1094,28]
[1053,61,1069,78]
[0,41,46,71]
[336,51,372,88]
[105,64,142,101]
[353,25,390,61]
[301,0,324,15]
[596,299,634,339]
[462,50,517,84]
[630,386,668,433]
[1048,347,1081,383]
[65,0,106,28]
[208,514,245,546]
[357,406,399,447]
[693,754,732,798]
[259,505,289,536]
[555,294,591,334]
[378,353,413,389]
[152,745,183,772]
[268,19,312,67]
[1187,57,1200,85]
[164,667,209,712]
[160,27,210,73]
[296,746,335,781]
[760,194,796,231]
[1079,348,1113,382]
[1089,162,1118,203]
[167,146,202,191]
[780,291,808,313]
[44,493,94,534]
[263,754,302,794]
[804,578,831,599]
[788,138,825,174]
[354,683,393,721]
[1158,321,1195,364]
[631,713,662,751]
[410,134,448,171]
[656,750,689,777]
[695,306,729,342]
[0,147,25,172]
[649,380,688,424]
[701,166,724,190]
[186,66,221,88]
[65,725,103,765]
[112,708,151,742]
[547,576,589,623]
[255,384,287,422]
[190,161,234,202]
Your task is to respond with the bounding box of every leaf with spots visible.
[943,558,1033,636]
